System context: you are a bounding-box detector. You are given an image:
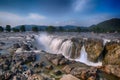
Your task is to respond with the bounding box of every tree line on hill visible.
[0,18,120,33]
[0,25,82,32]
[0,25,41,32]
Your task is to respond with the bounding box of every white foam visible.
[103,38,111,45]
[36,33,102,66]
[75,46,102,66]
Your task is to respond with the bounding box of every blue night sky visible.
[0,0,120,27]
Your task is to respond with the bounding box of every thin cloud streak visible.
[0,12,46,27]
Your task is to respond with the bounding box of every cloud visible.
[77,13,115,26]
[0,12,46,27]
[52,13,114,26]
[74,0,91,12]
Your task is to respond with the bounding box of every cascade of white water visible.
[49,38,65,54]
[58,40,73,58]
[75,46,102,66]
[103,38,111,45]
[36,33,102,66]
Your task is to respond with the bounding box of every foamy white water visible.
[35,33,102,66]
[75,46,102,66]
[103,38,111,45]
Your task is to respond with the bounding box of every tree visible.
[0,26,4,32]
[58,27,64,32]
[46,26,56,33]
[32,26,38,32]
[6,25,11,32]
[20,25,26,32]
[76,27,81,32]
[12,28,20,32]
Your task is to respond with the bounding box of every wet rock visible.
[0,42,5,46]
[85,39,103,62]
[54,70,62,75]
[13,74,27,80]
[62,65,74,74]
[45,65,54,70]
[87,76,96,80]
[60,74,80,80]
[101,65,120,77]
[70,38,82,59]
[22,44,30,51]
[70,67,97,80]
[23,69,33,78]
[32,61,45,68]
[28,74,45,80]
[45,54,70,66]
[51,58,59,66]
[13,43,20,49]
[4,71,12,80]
[103,42,120,65]
[59,58,70,65]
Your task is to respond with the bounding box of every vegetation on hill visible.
[0,18,120,33]
[90,18,120,33]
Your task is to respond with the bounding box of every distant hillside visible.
[90,18,120,32]
[15,25,86,31]
[15,25,47,31]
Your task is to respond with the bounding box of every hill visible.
[90,18,120,32]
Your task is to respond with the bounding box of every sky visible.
[0,0,120,27]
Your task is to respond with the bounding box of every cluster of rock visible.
[101,41,120,78]
[0,52,36,80]
[67,37,120,78]
[45,53,100,80]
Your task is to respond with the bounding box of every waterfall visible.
[103,38,111,45]
[75,46,102,66]
[35,33,102,66]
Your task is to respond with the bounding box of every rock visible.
[4,71,12,80]
[54,70,62,75]
[101,65,120,77]
[22,44,30,51]
[62,65,74,74]
[13,74,27,80]
[85,39,103,62]
[28,74,45,80]
[70,67,97,80]
[51,58,59,66]
[70,67,86,79]
[87,76,96,80]
[45,65,54,70]
[103,42,120,65]
[60,74,80,80]
[33,61,45,68]
[13,43,20,49]
[59,58,69,65]
[45,54,70,66]
[69,38,82,59]
[0,42,5,46]
[23,69,33,77]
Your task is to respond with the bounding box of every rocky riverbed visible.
[0,32,120,80]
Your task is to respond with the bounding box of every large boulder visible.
[22,44,30,51]
[13,43,20,49]
[101,65,120,78]
[84,39,103,62]
[60,74,80,80]
[45,54,70,66]
[62,65,74,74]
[103,42,120,65]
[70,67,97,80]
